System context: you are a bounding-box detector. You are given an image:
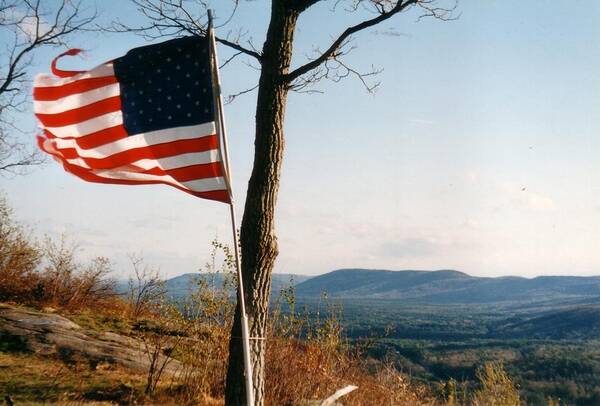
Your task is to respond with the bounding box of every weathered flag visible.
[34,36,230,203]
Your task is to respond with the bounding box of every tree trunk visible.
[225,2,299,405]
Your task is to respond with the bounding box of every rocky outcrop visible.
[0,305,181,373]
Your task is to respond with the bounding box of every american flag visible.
[34,36,230,203]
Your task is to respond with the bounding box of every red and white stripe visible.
[34,49,230,203]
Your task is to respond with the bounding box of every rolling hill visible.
[497,304,600,339]
[293,268,600,305]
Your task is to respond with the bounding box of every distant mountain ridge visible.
[160,268,600,306]
[159,269,600,339]
[293,269,600,305]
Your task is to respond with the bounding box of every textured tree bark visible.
[225,2,299,405]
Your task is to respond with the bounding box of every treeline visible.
[513,345,600,405]
[367,337,600,406]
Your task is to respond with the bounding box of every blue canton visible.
[113,36,214,136]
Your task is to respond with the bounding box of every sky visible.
[1,0,599,279]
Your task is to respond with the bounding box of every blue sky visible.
[1,0,599,278]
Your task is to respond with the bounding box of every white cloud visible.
[523,192,556,211]
[378,237,440,258]
[408,118,434,125]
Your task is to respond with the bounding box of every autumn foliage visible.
[0,195,115,309]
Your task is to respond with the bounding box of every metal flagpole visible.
[207,10,255,406]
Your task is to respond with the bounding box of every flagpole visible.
[207,10,255,406]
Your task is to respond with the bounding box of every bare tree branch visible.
[0,0,96,174]
[216,37,261,61]
[284,0,457,93]
[417,0,459,20]
[219,51,243,70]
[106,0,262,61]
[288,36,383,93]
[224,83,259,105]
[286,0,419,84]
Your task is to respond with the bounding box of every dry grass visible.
[0,352,147,405]
[471,361,521,406]
[266,337,435,406]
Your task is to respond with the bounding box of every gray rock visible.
[0,305,181,373]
